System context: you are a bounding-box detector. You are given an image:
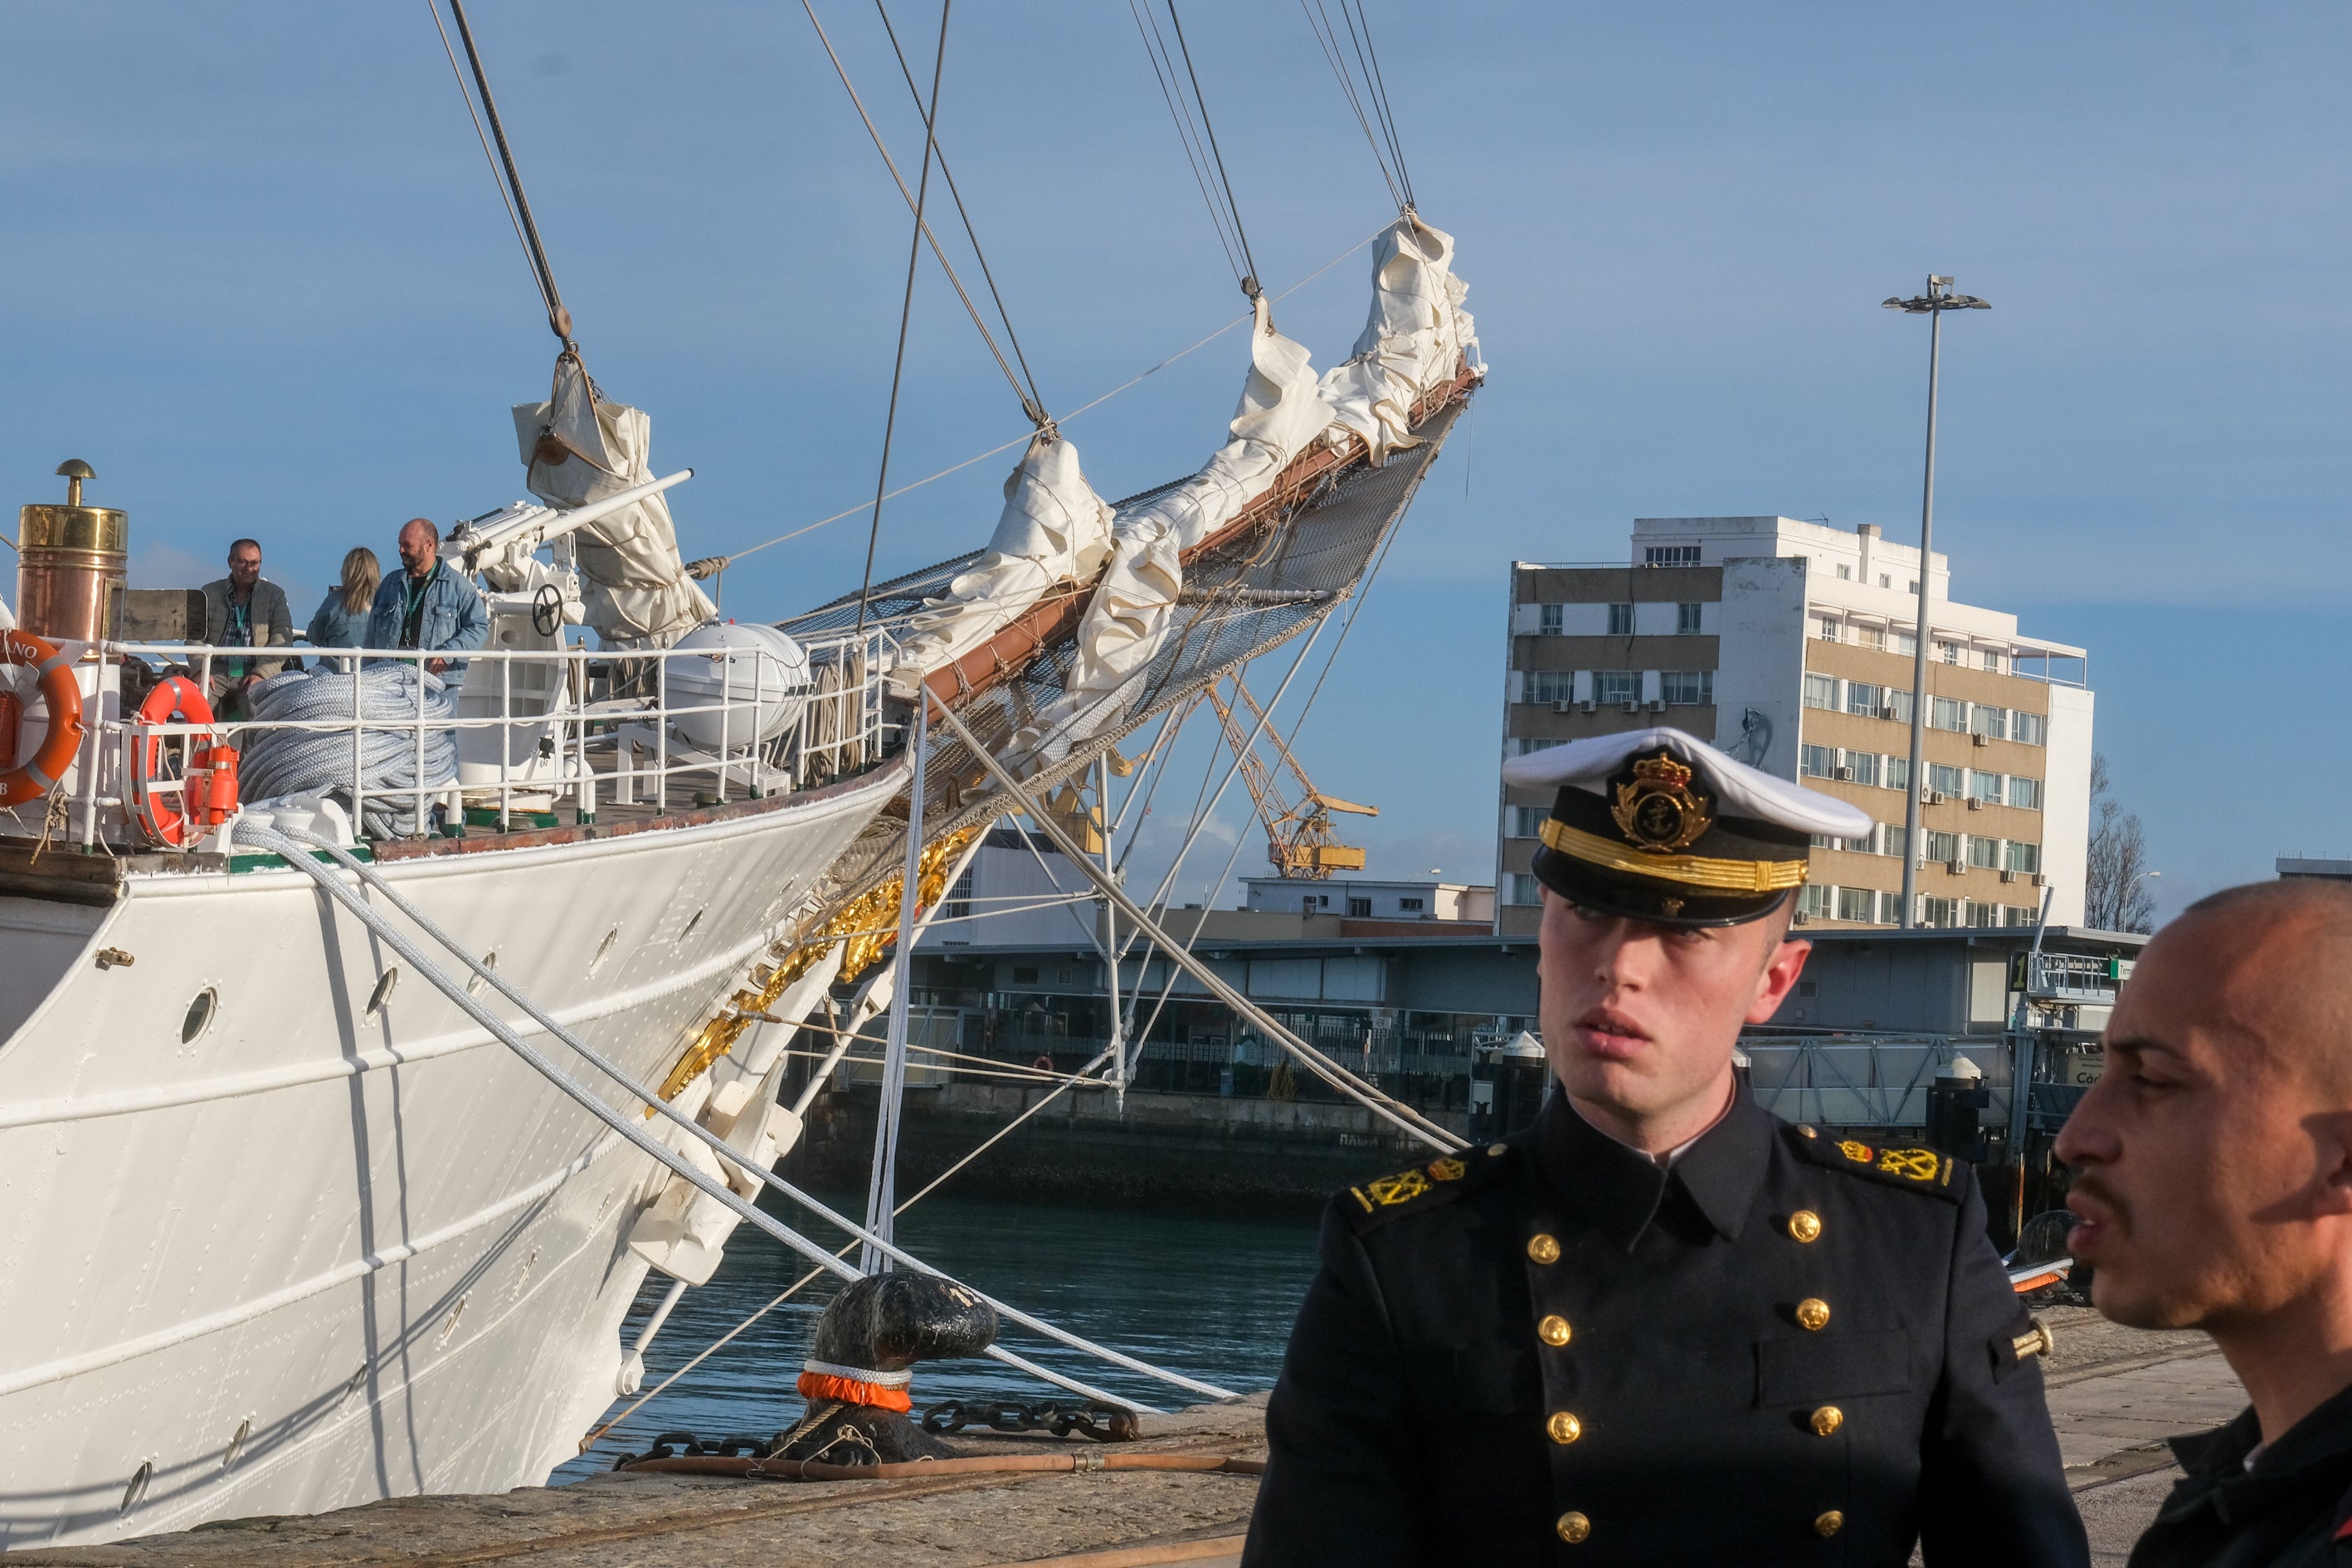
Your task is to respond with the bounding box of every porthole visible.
[465,949,500,997]
[223,1417,252,1468]
[365,967,399,1018]
[181,987,218,1045]
[121,1459,152,1513]
[589,926,620,977]
[679,908,704,942]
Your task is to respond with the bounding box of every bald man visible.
[363,518,486,676]
[2058,880,2352,1567]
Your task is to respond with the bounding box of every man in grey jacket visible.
[198,538,295,715]
[366,519,488,677]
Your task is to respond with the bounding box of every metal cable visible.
[1162,1,1260,296]
[855,0,954,641]
[426,1,542,302]
[873,0,1048,423]
[1339,0,1414,209]
[796,0,1042,425]
[1298,0,1404,210]
[444,0,574,343]
[1126,0,1246,288]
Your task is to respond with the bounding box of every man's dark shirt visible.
[398,570,431,650]
[1243,1092,2089,1566]
[2130,1383,2352,1568]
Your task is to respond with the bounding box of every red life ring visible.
[0,630,84,809]
[131,675,233,847]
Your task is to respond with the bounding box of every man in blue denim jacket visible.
[366,519,488,676]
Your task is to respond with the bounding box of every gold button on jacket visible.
[1787,1209,1822,1243]
[1814,1510,1845,1538]
[1249,1098,2087,1566]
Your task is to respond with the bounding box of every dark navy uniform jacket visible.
[1244,1092,2089,1566]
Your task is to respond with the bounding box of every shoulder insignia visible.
[1342,1147,1514,1233]
[1784,1124,1965,1202]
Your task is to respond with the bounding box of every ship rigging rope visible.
[855,0,953,641]
[921,697,1463,1151]
[252,821,1232,1408]
[585,1039,1126,1454]
[726,222,1383,567]
[438,0,577,346]
[1128,0,1260,296]
[871,0,1047,424]
[796,0,1046,426]
[1297,0,1412,211]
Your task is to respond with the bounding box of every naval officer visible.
[1242,728,2087,1566]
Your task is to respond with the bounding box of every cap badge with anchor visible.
[1611,753,1712,852]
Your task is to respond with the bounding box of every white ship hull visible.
[0,761,903,1549]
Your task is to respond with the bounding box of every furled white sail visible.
[1013,215,1481,764]
[511,355,715,646]
[892,431,1117,674]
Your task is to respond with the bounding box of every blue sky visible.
[2,3,2345,921]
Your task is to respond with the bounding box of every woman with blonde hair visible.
[305,546,382,666]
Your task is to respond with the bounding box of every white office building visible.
[1496,516,2094,937]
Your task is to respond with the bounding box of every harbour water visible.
[557,1191,1322,1480]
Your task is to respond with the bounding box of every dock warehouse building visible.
[1495,516,2095,937]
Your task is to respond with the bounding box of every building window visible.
[2005,905,2039,928]
[1662,670,1712,704]
[1921,896,1958,928]
[942,869,974,923]
[1879,573,1892,589]
[1643,544,1701,567]
[1797,885,1832,918]
[1926,830,1960,864]
[1509,805,1548,838]
[1835,562,1852,580]
[1884,688,1914,725]
[1013,966,1040,984]
[1837,886,1874,922]
[1970,704,2008,741]
[1677,601,1703,634]
[1538,603,1563,635]
[2009,776,2043,811]
[1515,737,1564,756]
[1939,641,1964,665]
[1966,902,1999,928]
[1527,669,1575,704]
[1882,825,1906,862]
[1853,623,1885,650]
[1800,744,1835,779]
[1399,897,1424,912]
[1969,771,2004,805]
[1967,835,2002,869]
[1844,680,1882,718]
[1845,751,1881,788]
[1907,579,1921,594]
[1347,898,1372,917]
[2013,711,2048,747]
[1509,874,1543,906]
[1803,673,1838,710]
[2006,840,2042,874]
[1886,757,1910,795]
[1892,630,1918,657]
[1814,616,1842,642]
[1607,602,1634,635]
[1931,696,1968,732]
[1929,762,1965,797]
[1982,649,2004,672]
[1596,670,1639,705]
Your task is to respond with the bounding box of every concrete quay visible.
[18,1307,2233,1567]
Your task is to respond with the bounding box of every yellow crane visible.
[1205,676,1377,879]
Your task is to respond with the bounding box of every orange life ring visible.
[130,675,231,847]
[0,630,84,810]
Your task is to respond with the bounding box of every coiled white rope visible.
[239,665,456,838]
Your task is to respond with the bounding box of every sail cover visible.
[512,354,715,646]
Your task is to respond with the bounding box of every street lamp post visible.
[1884,276,1990,929]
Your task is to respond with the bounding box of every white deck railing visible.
[66,626,898,852]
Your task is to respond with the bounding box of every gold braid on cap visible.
[1539,818,1809,894]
